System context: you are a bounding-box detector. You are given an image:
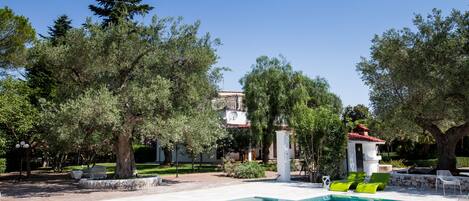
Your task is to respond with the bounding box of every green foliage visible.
[221,127,257,154]
[291,105,346,181]
[26,16,72,105]
[241,56,342,163]
[29,16,223,177]
[0,158,5,173]
[42,87,119,169]
[133,144,156,163]
[44,15,73,45]
[241,56,293,159]
[342,104,371,132]
[89,0,154,25]
[357,9,469,170]
[0,77,39,146]
[184,109,227,157]
[234,161,265,179]
[0,7,35,68]
[395,140,436,160]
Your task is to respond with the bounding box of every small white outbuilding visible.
[347,124,385,176]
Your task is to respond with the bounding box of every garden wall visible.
[390,172,469,190]
[79,176,162,190]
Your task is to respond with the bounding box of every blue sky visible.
[1,1,467,107]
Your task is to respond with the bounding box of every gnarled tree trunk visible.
[417,119,469,172]
[114,132,136,178]
[436,137,457,171]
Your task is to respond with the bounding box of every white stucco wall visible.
[347,140,383,176]
[223,110,248,125]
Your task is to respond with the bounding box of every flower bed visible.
[79,176,162,190]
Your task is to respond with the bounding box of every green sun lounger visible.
[355,173,391,194]
[329,172,366,192]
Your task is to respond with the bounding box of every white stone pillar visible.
[276,130,290,182]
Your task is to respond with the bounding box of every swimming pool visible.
[232,195,398,201]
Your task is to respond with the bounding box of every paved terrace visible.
[0,171,466,201]
[105,181,465,201]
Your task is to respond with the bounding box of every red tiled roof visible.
[348,133,385,143]
[226,124,250,128]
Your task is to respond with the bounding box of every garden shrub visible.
[234,161,265,178]
[0,158,5,173]
[223,157,236,177]
[133,144,156,163]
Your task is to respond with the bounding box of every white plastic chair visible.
[436,170,462,195]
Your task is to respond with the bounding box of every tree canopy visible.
[241,56,342,163]
[89,0,154,25]
[43,15,72,45]
[0,7,35,69]
[241,56,294,163]
[357,9,469,171]
[290,105,346,181]
[28,15,226,178]
[342,104,371,132]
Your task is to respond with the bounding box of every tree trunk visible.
[415,119,469,172]
[162,147,172,166]
[436,138,458,171]
[199,153,203,171]
[191,156,195,172]
[114,133,136,178]
[262,132,272,164]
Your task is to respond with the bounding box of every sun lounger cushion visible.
[329,172,366,192]
[329,181,355,192]
[355,182,381,194]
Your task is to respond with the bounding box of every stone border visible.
[79,176,162,190]
[390,172,469,190]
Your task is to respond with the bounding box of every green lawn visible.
[64,163,221,176]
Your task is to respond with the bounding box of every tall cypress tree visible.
[89,0,153,25]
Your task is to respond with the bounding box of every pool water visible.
[232,195,398,201]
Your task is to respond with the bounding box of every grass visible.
[380,156,469,168]
[64,163,221,176]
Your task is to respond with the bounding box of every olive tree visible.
[357,9,469,171]
[31,18,209,178]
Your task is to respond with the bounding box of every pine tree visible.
[28,15,72,104]
[89,0,153,25]
[46,15,72,45]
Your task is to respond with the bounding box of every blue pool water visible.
[232,195,398,201]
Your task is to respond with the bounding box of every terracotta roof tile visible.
[348,133,385,143]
